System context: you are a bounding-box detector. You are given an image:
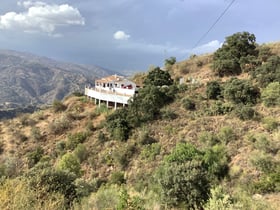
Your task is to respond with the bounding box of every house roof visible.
[95,74,127,83]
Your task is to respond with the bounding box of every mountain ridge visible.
[0,49,117,109]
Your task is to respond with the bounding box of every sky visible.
[0,0,280,72]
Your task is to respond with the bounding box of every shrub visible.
[160,108,178,120]
[204,186,241,210]
[19,114,36,126]
[110,171,126,185]
[31,127,42,141]
[262,117,279,132]
[106,109,131,141]
[74,178,95,198]
[27,147,44,168]
[66,132,88,150]
[261,82,280,107]
[52,100,67,112]
[140,143,161,161]
[252,55,280,87]
[55,140,66,155]
[203,145,229,181]
[233,105,258,120]
[206,81,222,99]
[48,115,71,135]
[206,101,234,116]
[165,142,202,163]
[199,131,220,146]
[223,78,260,105]
[73,144,88,163]
[0,178,65,210]
[57,153,82,176]
[157,160,210,208]
[97,131,107,142]
[181,97,196,110]
[113,144,137,169]
[218,126,236,144]
[137,128,156,145]
[28,167,77,207]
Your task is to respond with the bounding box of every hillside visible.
[0,34,279,209]
[0,50,116,109]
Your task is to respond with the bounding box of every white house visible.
[85,74,139,109]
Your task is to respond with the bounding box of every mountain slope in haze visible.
[0,50,116,108]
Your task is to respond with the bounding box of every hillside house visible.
[85,74,139,109]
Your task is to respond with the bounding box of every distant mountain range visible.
[0,50,117,110]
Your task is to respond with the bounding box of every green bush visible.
[206,81,222,99]
[74,178,95,198]
[106,109,130,141]
[57,153,82,176]
[165,142,202,163]
[66,132,88,150]
[136,128,156,145]
[206,101,234,116]
[97,131,107,142]
[160,108,178,120]
[181,97,196,110]
[73,144,88,163]
[262,117,279,132]
[252,55,280,87]
[157,160,210,208]
[261,82,280,107]
[204,186,241,210]
[203,145,229,181]
[110,171,126,185]
[218,126,236,144]
[199,131,220,146]
[27,167,77,207]
[233,105,258,120]
[223,78,260,105]
[140,143,161,161]
[27,147,44,168]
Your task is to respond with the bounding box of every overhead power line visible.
[192,0,236,49]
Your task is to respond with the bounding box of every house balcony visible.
[85,86,134,107]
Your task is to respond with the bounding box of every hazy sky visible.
[0,0,280,72]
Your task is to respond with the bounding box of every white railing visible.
[85,87,132,104]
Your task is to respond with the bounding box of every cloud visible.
[191,40,222,54]
[113,30,130,40]
[0,1,85,36]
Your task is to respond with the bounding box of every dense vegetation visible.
[0,32,279,209]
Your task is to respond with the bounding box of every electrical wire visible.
[192,0,236,49]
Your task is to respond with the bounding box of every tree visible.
[144,67,173,86]
[212,32,258,76]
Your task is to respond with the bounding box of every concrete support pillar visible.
[114,102,117,110]
[94,98,97,105]
[98,99,101,107]
[106,100,109,108]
